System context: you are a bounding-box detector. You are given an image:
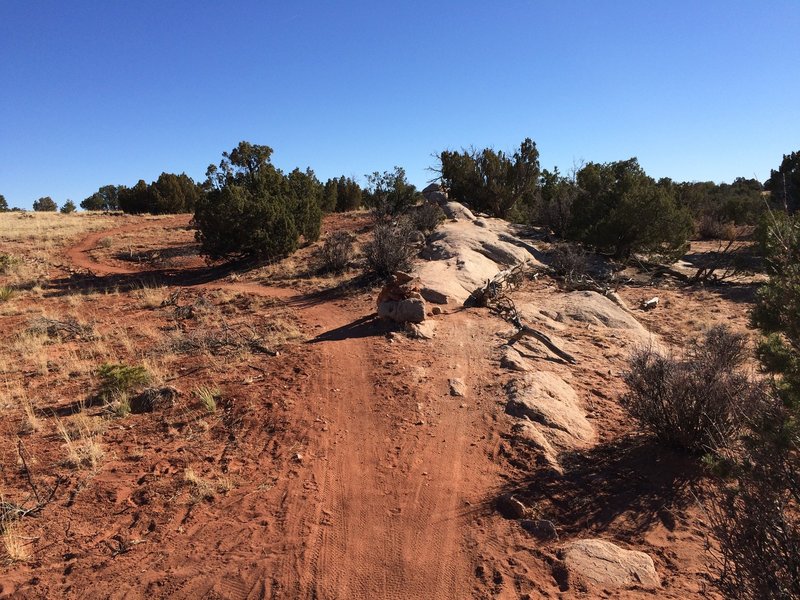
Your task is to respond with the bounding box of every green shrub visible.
[438,137,540,218]
[570,158,693,259]
[194,142,323,261]
[0,285,15,302]
[97,363,151,400]
[364,167,420,217]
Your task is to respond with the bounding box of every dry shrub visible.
[707,402,800,600]
[550,242,588,281]
[319,230,355,274]
[0,253,19,275]
[410,202,445,233]
[364,220,416,279]
[622,325,761,453]
[698,215,738,240]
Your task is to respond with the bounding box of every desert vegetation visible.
[1,141,799,599]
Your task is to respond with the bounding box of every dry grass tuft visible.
[184,468,233,503]
[194,385,220,413]
[56,417,105,469]
[136,284,167,309]
[2,524,29,563]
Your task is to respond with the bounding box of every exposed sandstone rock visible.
[500,345,534,372]
[558,539,660,590]
[415,203,546,305]
[378,298,425,323]
[506,372,594,446]
[377,272,427,323]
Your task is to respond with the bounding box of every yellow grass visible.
[2,524,29,563]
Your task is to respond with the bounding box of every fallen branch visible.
[472,264,578,365]
[509,325,578,364]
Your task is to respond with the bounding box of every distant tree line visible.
[437,138,800,259]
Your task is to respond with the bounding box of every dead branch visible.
[472,264,578,365]
[509,325,578,364]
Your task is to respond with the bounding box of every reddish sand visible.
[1,215,749,598]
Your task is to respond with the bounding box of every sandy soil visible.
[0,214,758,598]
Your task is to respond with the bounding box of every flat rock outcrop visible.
[558,539,660,590]
[531,291,652,342]
[414,202,546,305]
[506,371,595,451]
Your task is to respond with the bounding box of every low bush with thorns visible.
[410,202,445,234]
[549,242,589,282]
[319,230,355,274]
[621,325,762,454]
[364,219,417,279]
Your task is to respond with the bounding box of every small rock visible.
[130,386,179,414]
[431,306,442,315]
[496,494,530,519]
[449,378,466,397]
[521,519,559,541]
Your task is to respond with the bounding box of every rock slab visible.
[559,539,660,590]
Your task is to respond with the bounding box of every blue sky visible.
[1,1,798,209]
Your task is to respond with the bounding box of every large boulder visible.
[558,539,660,590]
[415,203,546,305]
[422,183,448,205]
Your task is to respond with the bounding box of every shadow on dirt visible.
[497,435,703,537]
[43,260,255,297]
[308,314,393,343]
[112,243,201,266]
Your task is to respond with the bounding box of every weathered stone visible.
[521,519,559,541]
[500,345,533,372]
[420,287,449,305]
[130,386,179,414]
[506,372,595,445]
[559,539,660,590]
[378,298,426,323]
[496,494,530,519]
[449,378,466,397]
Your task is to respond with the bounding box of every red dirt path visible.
[36,217,505,599]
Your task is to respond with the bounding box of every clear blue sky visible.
[1,1,798,209]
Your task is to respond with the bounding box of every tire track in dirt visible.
[63,218,491,599]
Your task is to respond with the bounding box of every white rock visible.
[560,539,660,589]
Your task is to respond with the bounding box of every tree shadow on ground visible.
[498,435,703,537]
[307,314,393,343]
[112,243,201,265]
[42,260,256,297]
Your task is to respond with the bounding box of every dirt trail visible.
[60,218,494,599]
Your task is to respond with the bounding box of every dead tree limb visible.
[471,264,578,365]
[508,325,578,364]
